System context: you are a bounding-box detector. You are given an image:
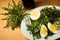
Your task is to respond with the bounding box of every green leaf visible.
[2,7,10,11]
[1,18,7,20]
[1,13,9,15]
[34,27,40,33]
[35,34,41,39]
[4,19,10,28]
[12,0,16,7]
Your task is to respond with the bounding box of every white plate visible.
[21,5,60,40]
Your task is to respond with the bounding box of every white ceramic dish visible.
[21,5,60,40]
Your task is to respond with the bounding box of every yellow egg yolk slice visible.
[31,12,38,17]
[50,24,56,31]
[40,27,47,34]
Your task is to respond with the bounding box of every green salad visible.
[27,6,60,40]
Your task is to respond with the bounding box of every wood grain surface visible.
[0,0,60,40]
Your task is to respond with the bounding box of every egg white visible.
[40,25,48,38]
[48,23,58,33]
[41,32,47,38]
[29,9,40,20]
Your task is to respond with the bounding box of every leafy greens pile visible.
[2,0,26,30]
[27,6,60,39]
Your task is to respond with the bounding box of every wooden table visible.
[0,0,60,40]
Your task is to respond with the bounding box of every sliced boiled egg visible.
[29,9,40,20]
[40,25,48,38]
[48,23,57,33]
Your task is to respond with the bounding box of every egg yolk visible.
[40,27,47,34]
[50,24,56,31]
[31,12,38,17]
